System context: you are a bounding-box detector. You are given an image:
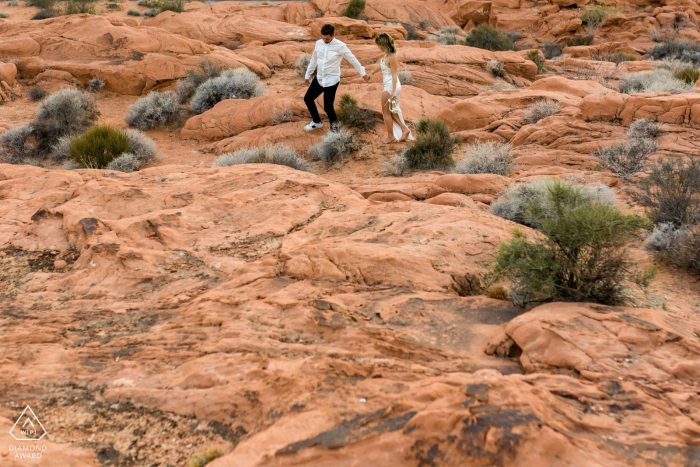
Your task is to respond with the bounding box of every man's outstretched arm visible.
[340,44,366,78]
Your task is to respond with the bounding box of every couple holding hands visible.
[303,24,413,144]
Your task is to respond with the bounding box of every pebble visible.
[54,259,68,269]
[201,224,209,229]
[110,403,120,409]
[359,398,366,403]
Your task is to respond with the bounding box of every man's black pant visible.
[304,78,339,126]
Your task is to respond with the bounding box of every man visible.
[303,24,370,132]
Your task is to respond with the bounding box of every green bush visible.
[673,67,700,84]
[69,125,130,169]
[566,35,594,47]
[159,0,185,13]
[400,118,457,171]
[186,448,222,467]
[647,40,700,66]
[336,93,376,130]
[579,1,618,37]
[527,50,545,73]
[542,42,564,59]
[465,24,514,52]
[341,0,365,19]
[63,0,97,14]
[28,0,54,8]
[491,179,649,305]
[597,52,637,63]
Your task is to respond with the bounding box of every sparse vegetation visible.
[213,146,309,172]
[527,50,545,74]
[0,11,10,18]
[89,77,105,93]
[272,107,294,125]
[618,69,694,94]
[177,59,224,102]
[542,42,565,59]
[68,125,130,169]
[579,1,619,38]
[63,0,97,15]
[191,68,265,114]
[501,29,522,44]
[125,91,182,130]
[398,70,414,85]
[28,86,47,102]
[126,8,140,16]
[32,7,57,19]
[481,82,518,92]
[307,129,359,165]
[464,24,514,52]
[594,138,657,179]
[143,8,158,17]
[296,53,313,78]
[491,178,648,305]
[596,52,637,63]
[341,0,365,19]
[426,33,458,46]
[419,18,431,30]
[647,40,700,66]
[32,89,100,153]
[186,448,223,467]
[395,118,457,172]
[485,59,505,77]
[523,99,562,124]
[454,140,514,176]
[403,23,420,41]
[336,93,376,130]
[0,125,35,164]
[644,224,700,276]
[626,118,662,140]
[566,35,595,47]
[632,158,700,226]
[673,67,699,84]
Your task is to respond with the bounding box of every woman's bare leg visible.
[381,91,396,144]
[390,111,411,142]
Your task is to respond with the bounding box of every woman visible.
[368,33,413,144]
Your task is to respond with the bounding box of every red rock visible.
[435,173,510,195]
[302,16,374,40]
[0,62,17,86]
[424,192,477,207]
[367,192,414,202]
[54,259,68,269]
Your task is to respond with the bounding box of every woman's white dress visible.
[381,57,414,141]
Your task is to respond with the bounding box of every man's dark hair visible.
[321,24,335,36]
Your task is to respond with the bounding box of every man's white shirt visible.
[305,38,366,87]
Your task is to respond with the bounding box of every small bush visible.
[308,129,359,165]
[213,146,309,172]
[465,24,514,52]
[341,0,365,19]
[0,125,35,164]
[186,448,223,467]
[644,224,700,276]
[0,11,10,18]
[106,153,138,172]
[649,27,663,43]
[489,178,617,226]
[398,118,457,171]
[28,0,54,8]
[596,52,637,63]
[485,59,505,77]
[296,53,313,78]
[105,2,121,11]
[125,128,159,167]
[177,59,224,102]
[336,93,376,130]
[632,158,700,226]
[398,70,414,85]
[125,91,182,130]
[159,0,185,13]
[68,125,130,169]
[523,99,562,124]
[579,1,618,37]
[7,1,18,6]
[481,82,518,92]
[32,89,99,152]
[143,8,158,16]
[32,8,56,19]
[28,86,47,102]
[594,138,657,179]
[626,118,662,140]
[647,40,700,66]
[618,69,694,94]
[501,29,522,43]
[566,35,595,47]
[527,50,545,74]
[272,107,293,125]
[426,33,458,46]
[384,153,410,176]
[89,77,105,93]
[64,0,97,15]
[542,42,565,59]
[491,178,648,305]
[137,0,158,6]
[126,8,140,15]
[673,67,699,84]
[631,267,658,288]
[403,23,420,41]
[419,18,432,30]
[191,68,265,114]
[454,140,513,175]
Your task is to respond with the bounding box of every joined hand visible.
[363,75,370,82]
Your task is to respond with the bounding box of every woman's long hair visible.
[375,33,397,55]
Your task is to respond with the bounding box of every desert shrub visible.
[398,70,414,85]
[0,11,10,18]
[566,35,594,47]
[398,118,457,171]
[68,125,130,169]
[632,158,700,226]
[419,18,432,30]
[143,9,158,17]
[649,27,663,43]
[542,42,565,59]
[596,52,637,63]
[384,153,410,176]
[159,0,185,12]
[89,77,105,93]
[489,178,617,226]
[454,140,514,175]
[485,59,505,77]
[296,53,314,78]
[439,26,462,35]
[32,89,99,152]
[502,29,522,43]
[7,0,18,6]
[126,8,140,15]
[32,8,56,19]
[491,178,648,305]
[647,40,700,66]
[644,224,700,276]
[125,91,182,130]
[137,0,158,6]
[272,107,293,125]
[465,24,513,52]
[106,153,138,172]
[177,59,224,102]
[0,125,35,164]
[125,129,159,166]
[523,99,562,124]
[28,86,47,102]
[481,82,518,92]
[341,0,365,19]
[307,129,359,165]
[527,50,545,73]
[105,2,121,11]
[618,69,694,94]
[673,67,699,84]
[28,0,54,8]
[403,23,420,41]
[594,138,657,179]
[626,118,662,140]
[428,33,458,45]
[186,448,223,467]
[337,93,376,130]
[213,145,309,172]
[579,1,618,38]
[191,68,265,114]
[64,0,97,15]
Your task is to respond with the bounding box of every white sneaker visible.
[304,121,323,131]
